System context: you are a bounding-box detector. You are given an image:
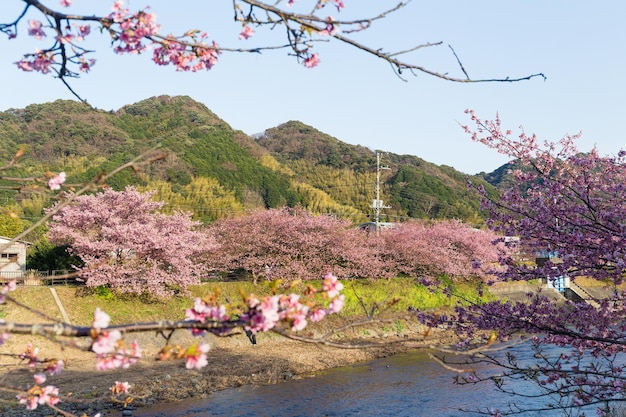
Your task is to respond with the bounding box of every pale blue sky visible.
[1,1,624,174]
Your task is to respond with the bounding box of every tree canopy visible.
[47,186,214,297]
[416,112,626,416]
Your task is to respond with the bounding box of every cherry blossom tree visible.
[417,112,626,416]
[2,0,545,101]
[381,219,505,280]
[47,186,214,297]
[205,206,382,283]
[206,210,504,284]
[463,111,626,286]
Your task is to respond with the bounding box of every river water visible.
[134,344,597,417]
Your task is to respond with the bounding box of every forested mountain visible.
[0,95,496,233]
[258,120,494,222]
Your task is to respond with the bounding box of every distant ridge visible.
[0,95,496,226]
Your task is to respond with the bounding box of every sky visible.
[1,1,624,175]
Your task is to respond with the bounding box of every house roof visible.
[0,236,31,246]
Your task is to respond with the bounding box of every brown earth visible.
[0,312,451,417]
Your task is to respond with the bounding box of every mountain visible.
[477,159,524,190]
[0,95,495,228]
[257,120,493,222]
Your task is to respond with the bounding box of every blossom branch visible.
[4,0,546,102]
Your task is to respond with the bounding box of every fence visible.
[0,270,79,286]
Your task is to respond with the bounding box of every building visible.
[0,236,28,276]
[356,222,396,233]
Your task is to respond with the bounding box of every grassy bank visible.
[4,276,492,325]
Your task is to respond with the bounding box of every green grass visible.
[339,277,493,316]
[5,277,492,326]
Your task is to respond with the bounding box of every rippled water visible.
[134,346,583,417]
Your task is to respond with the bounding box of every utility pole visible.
[372,152,391,236]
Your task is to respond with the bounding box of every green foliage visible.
[0,95,499,229]
[258,121,375,170]
[0,212,26,237]
[389,164,485,222]
[7,278,489,328]
[141,177,244,223]
[94,285,115,301]
[26,236,82,272]
[339,277,492,316]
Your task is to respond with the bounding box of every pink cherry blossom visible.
[78,57,96,72]
[291,313,308,331]
[92,329,121,354]
[75,24,91,41]
[110,381,131,394]
[309,308,327,322]
[303,52,320,68]
[47,172,66,190]
[1,280,17,303]
[47,187,215,298]
[27,20,46,39]
[15,50,55,74]
[319,17,337,36]
[38,385,60,407]
[185,298,229,336]
[334,0,345,11]
[19,343,39,368]
[17,394,39,410]
[328,294,344,314]
[60,0,72,6]
[254,295,281,331]
[322,273,343,298]
[17,384,60,410]
[33,373,46,384]
[92,307,110,329]
[95,342,141,371]
[185,342,209,370]
[108,4,160,55]
[239,25,254,40]
[43,359,63,376]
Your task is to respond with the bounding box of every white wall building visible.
[0,236,28,275]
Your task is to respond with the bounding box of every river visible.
[133,343,600,417]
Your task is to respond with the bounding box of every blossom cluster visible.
[47,172,66,190]
[183,272,345,360]
[91,308,142,370]
[15,0,96,74]
[287,0,345,11]
[14,343,64,411]
[17,378,60,411]
[108,1,160,55]
[242,272,344,334]
[152,39,220,72]
[10,0,361,78]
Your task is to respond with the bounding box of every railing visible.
[568,281,601,308]
[0,270,79,286]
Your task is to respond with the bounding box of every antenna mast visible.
[372,152,391,236]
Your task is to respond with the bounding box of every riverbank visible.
[0,275,611,416]
[0,279,488,416]
[0,312,453,417]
